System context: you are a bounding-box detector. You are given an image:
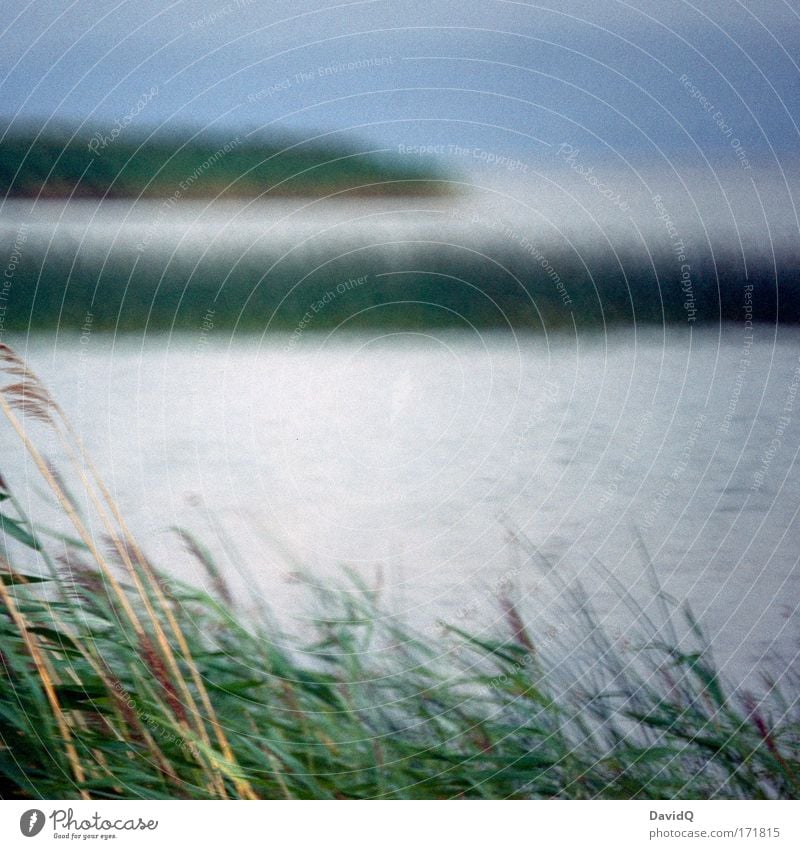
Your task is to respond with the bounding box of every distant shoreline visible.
[0,125,451,200]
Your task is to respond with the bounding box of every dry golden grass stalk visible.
[0,346,245,797]
[58,432,254,798]
[0,557,89,797]
[175,529,234,608]
[499,594,536,654]
[5,554,181,790]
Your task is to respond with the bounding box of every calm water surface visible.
[5,325,799,684]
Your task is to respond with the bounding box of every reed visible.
[0,345,797,799]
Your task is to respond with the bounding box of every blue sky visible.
[1,1,798,172]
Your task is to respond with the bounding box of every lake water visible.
[4,324,799,686]
[1,170,799,686]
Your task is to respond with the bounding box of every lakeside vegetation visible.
[0,124,448,199]
[2,235,799,335]
[3,126,800,335]
[0,343,798,800]
[3,124,800,334]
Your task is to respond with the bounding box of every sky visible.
[1,0,798,174]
